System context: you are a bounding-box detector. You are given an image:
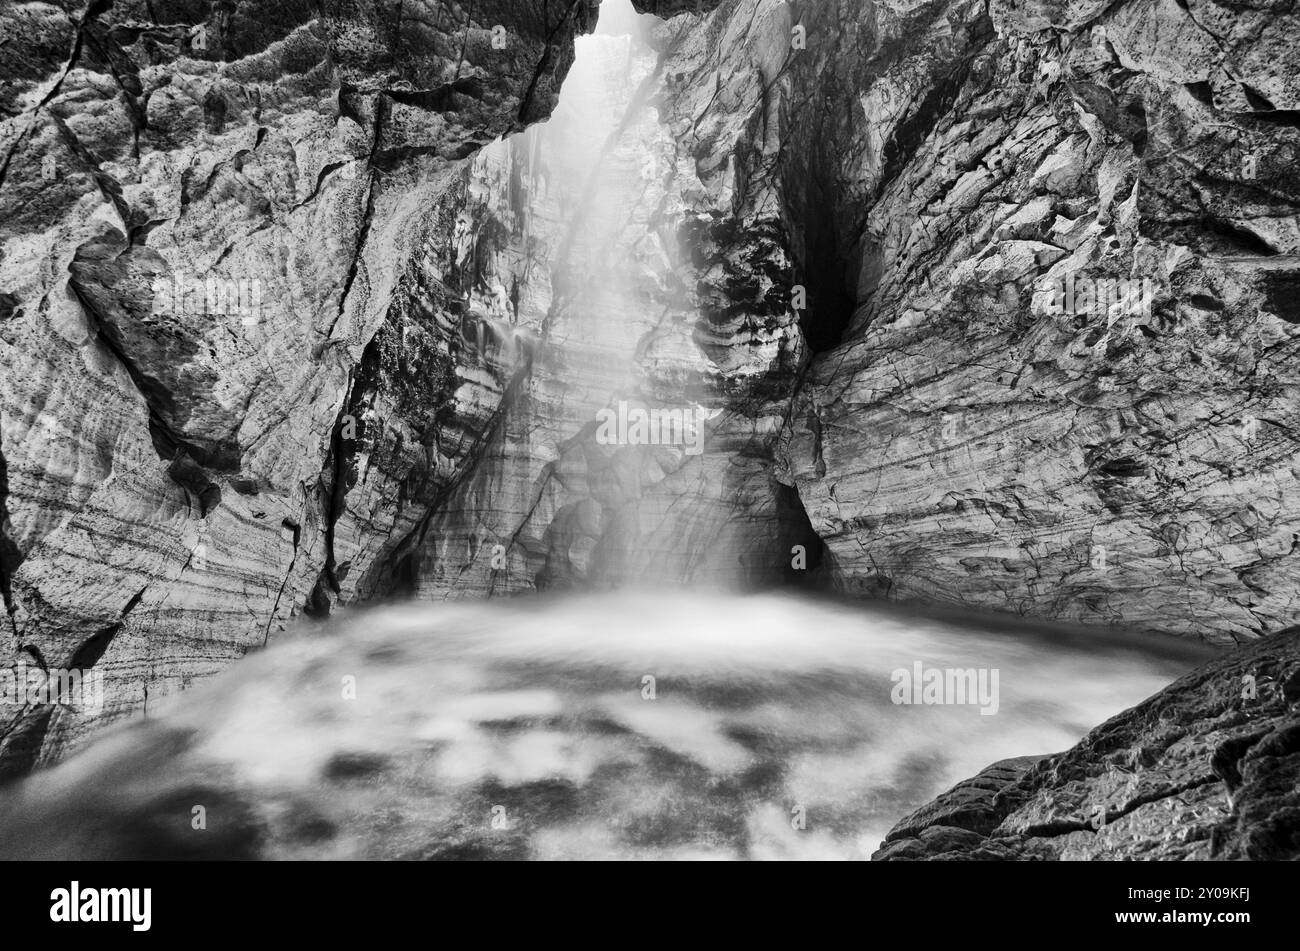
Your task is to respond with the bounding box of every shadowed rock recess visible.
[0,0,1298,852]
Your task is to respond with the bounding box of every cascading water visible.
[407,0,813,597]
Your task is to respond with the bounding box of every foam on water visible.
[0,592,1215,860]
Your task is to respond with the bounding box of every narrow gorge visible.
[1,0,1298,862]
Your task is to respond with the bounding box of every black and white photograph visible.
[0,0,1295,926]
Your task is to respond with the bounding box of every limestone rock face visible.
[778,0,1300,643]
[875,627,1300,860]
[0,0,600,773]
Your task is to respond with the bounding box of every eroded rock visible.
[875,627,1300,860]
[0,0,599,773]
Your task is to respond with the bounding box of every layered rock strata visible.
[778,0,1300,642]
[0,0,599,771]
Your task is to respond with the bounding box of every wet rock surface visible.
[875,627,1300,860]
[0,0,600,772]
[778,0,1300,642]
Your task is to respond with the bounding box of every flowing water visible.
[0,592,1215,860]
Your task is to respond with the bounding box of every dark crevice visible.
[1263,271,1300,323]
[18,644,48,671]
[262,538,302,646]
[49,113,132,224]
[0,707,55,783]
[0,439,21,641]
[385,77,485,112]
[1241,85,1275,112]
[1237,106,1300,130]
[147,415,223,517]
[1185,80,1215,107]
[1011,775,1221,841]
[322,378,358,598]
[1198,215,1280,256]
[311,348,371,616]
[67,626,120,672]
[0,0,115,196]
[63,585,144,671]
[877,57,977,194]
[325,95,388,341]
[292,160,352,210]
[777,481,826,588]
[785,157,856,353]
[388,554,419,600]
[67,256,227,514]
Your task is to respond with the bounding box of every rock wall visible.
[0,0,600,772]
[875,626,1300,860]
[778,0,1300,643]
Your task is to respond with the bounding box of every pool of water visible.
[0,591,1217,859]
